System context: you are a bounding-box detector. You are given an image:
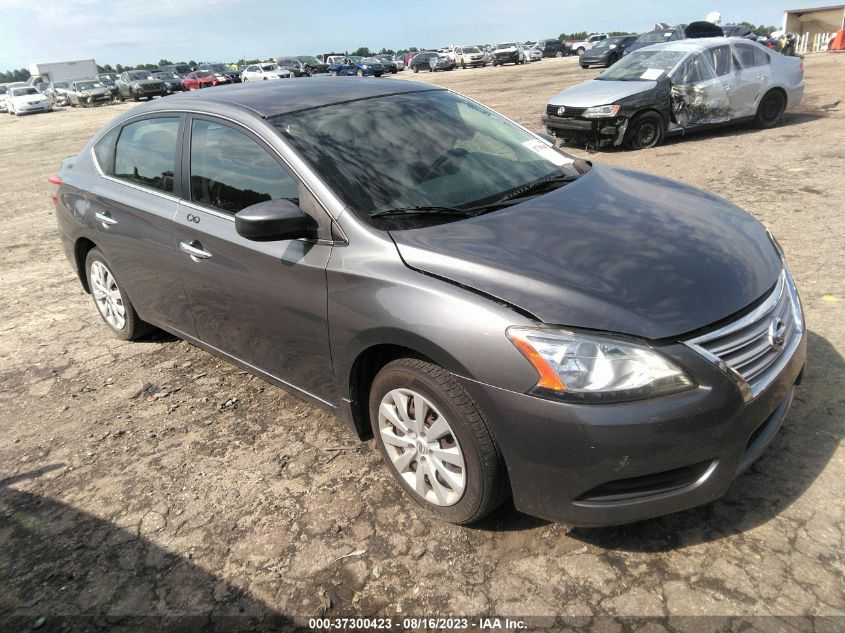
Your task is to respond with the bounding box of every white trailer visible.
[27,59,98,88]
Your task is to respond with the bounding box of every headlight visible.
[582,104,620,118]
[507,327,694,403]
[609,44,617,49]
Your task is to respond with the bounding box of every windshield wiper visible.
[370,200,521,219]
[494,174,579,203]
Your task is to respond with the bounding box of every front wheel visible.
[412,66,418,73]
[755,90,786,128]
[607,54,618,66]
[85,248,152,341]
[576,47,585,55]
[626,111,665,150]
[555,50,563,58]
[242,77,248,82]
[580,63,589,69]
[369,358,508,524]
[356,69,364,77]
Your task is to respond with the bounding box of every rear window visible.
[114,118,180,193]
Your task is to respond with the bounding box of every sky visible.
[0,0,834,70]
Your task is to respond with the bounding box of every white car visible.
[524,48,543,62]
[544,37,804,149]
[454,45,486,68]
[240,63,293,82]
[570,33,609,55]
[6,85,53,116]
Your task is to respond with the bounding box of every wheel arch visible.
[757,85,787,111]
[74,236,98,293]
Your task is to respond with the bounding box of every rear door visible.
[85,114,197,335]
[172,115,335,402]
[731,42,772,118]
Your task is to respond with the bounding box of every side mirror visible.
[235,199,317,242]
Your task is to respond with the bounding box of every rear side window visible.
[114,117,180,193]
[753,46,770,66]
[93,126,119,174]
[189,119,299,213]
[734,44,758,69]
[708,45,732,76]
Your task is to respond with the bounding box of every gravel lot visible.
[1,55,843,630]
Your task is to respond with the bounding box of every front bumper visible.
[16,103,52,113]
[543,113,626,147]
[494,52,520,63]
[457,331,807,526]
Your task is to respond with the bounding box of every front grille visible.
[686,270,803,400]
[545,103,587,118]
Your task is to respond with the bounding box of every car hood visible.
[389,164,782,340]
[548,79,655,108]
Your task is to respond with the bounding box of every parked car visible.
[114,70,168,101]
[0,82,26,112]
[578,35,640,68]
[181,70,232,90]
[524,47,543,62]
[453,45,486,68]
[391,55,406,71]
[544,38,804,149]
[492,41,525,65]
[410,52,455,72]
[374,55,399,74]
[52,78,806,527]
[535,38,571,57]
[152,71,187,93]
[197,63,241,83]
[44,81,72,106]
[67,79,113,107]
[274,57,309,77]
[327,56,385,77]
[624,22,724,56]
[241,63,293,82]
[569,33,608,55]
[97,73,121,98]
[6,85,52,115]
[295,56,331,75]
[158,64,193,76]
[722,24,759,40]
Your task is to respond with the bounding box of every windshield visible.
[496,42,517,49]
[464,46,480,53]
[597,49,686,81]
[75,81,101,90]
[637,30,675,43]
[347,56,363,63]
[297,56,321,64]
[99,75,117,82]
[12,87,39,96]
[272,90,582,225]
[196,70,213,78]
[127,71,150,80]
[53,82,69,89]
[260,64,278,71]
[363,57,380,64]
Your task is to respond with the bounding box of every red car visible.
[181,70,231,90]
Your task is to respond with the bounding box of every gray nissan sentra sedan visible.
[52,78,806,526]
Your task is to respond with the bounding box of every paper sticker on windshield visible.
[522,140,571,166]
[640,68,664,80]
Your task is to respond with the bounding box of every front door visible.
[670,51,731,127]
[172,115,335,403]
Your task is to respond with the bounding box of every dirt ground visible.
[1,55,843,631]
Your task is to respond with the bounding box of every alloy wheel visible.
[378,388,466,506]
[90,261,126,330]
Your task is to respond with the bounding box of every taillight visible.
[799,61,804,74]
[48,175,61,204]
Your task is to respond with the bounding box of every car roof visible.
[636,36,753,54]
[133,77,442,118]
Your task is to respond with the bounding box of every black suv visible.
[535,39,571,57]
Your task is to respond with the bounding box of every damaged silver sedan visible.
[544,37,804,149]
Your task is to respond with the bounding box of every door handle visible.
[179,240,212,261]
[94,211,117,228]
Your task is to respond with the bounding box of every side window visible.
[114,117,180,193]
[93,126,120,175]
[709,45,732,76]
[734,44,757,69]
[189,119,300,214]
[753,46,770,66]
[674,53,715,84]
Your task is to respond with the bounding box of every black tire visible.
[607,53,618,66]
[555,50,563,58]
[84,248,152,341]
[755,90,786,128]
[412,66,418,73]
[369,358,509,524]
[461,61,466,69]
[576,47,585,55]
[626,111,665,150]
[580,63,589,69]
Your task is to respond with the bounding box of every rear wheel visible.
[607,53,619,66]
[576,46,585,55]
[85,248,152,341]
[555,50,563,58]
[627,111,665,150]
[370,358,508,524]
[412,66,418,73]
[580,63,589,69]
[755,90,786,128]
